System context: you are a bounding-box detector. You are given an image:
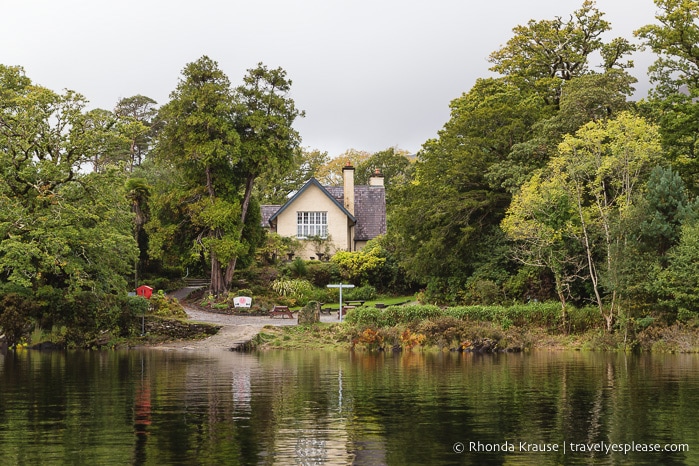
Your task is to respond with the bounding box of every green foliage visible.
[148,291,186,318]
[288,257,308,278]
[0,65,138,337]
[331,245,386,285]
[353,147,414,205]
[657,222,699,314]
[635,1,699,187]
[345,302,599,333]
[257,232,300,264]
[389,78,540,289]
[271,277,314,303]
[305,261,341,287]
[0,293,35,347]
[488,1,632,105]
[343,285,377,301]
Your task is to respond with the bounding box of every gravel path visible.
[155,287,340,351]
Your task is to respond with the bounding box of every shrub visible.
[288,257,308,278]
[0,293,34,347]
[345,305,441,327]
[344,285,377,301]
[149,291,187,318]
[345,302,600,333]
[271,278,314,303]
[306,261,341,287]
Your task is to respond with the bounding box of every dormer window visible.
[297,211,327,239]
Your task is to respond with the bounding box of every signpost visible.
[327,283,355,322]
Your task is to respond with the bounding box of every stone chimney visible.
[342,161,355,216]
[369,168,385,187]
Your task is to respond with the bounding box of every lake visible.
[1,348,698,465]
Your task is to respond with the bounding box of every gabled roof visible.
[267,177,356,225]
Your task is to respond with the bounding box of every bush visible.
[344,302,601,333]
[306,261,341,287]
[148,291,187,318]
[0,293,34,347]
[344,285,377,301]
[271,278,315,304]
[346,305,442,327]
[288,257,308,278]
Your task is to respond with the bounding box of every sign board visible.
[327,283,355,322]
[233,296,252,308]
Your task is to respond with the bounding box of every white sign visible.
[327,283,355,322]
[233,296,252,308]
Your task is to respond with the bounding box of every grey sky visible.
[3,0,658,158]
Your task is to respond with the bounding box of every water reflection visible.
[0,350,698,465]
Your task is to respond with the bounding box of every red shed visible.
[136,285,153,299]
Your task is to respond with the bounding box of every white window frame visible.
[297,211,328,239]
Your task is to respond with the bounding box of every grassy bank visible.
[254,303,699,353]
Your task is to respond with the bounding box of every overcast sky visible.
[3,0,659,158]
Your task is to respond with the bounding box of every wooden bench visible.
[269,305,294,319]
[320,307,336,315]
[338,305,355,319]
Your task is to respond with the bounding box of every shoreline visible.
[150,289,699,354]
[155,287,342,351]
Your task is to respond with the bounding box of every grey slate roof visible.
[260,204,280,227]
[325,186,386,240]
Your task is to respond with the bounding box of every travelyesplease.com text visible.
[453,440,689,455]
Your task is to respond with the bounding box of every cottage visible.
[261,163,386,259]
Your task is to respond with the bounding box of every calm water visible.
[1,349,698,465]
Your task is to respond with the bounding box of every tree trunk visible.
[205,165,226,295]
[223,173,257,288]
[210,251,225,296]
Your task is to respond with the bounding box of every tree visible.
[114,95,159,170]
[388,78,542,300]
[555,112,663,330]
[635,0,699,95]
[82,108,131,172]
[355,147,414,205]
[153,56,242,295]
[657,221,699,316]
[635,0,699,189]
[502,171,586,317]
[490,70,636,192]
[125,177,151,287]
[226,63,304,282]
[255,147,329,204]
[314,149,371,186]
[489,0,634,105]
[0,65,137,313]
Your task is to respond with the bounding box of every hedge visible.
[344,302,600,332]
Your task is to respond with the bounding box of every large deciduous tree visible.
[489,0,634,105]
[389,78,542,300]
[506,113,663,331]
[0,65,137,308]
[636,0,699,190]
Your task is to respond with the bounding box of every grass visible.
[290,295,415,311]
[256,323,351,350]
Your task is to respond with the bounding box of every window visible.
[297,211,327,238]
